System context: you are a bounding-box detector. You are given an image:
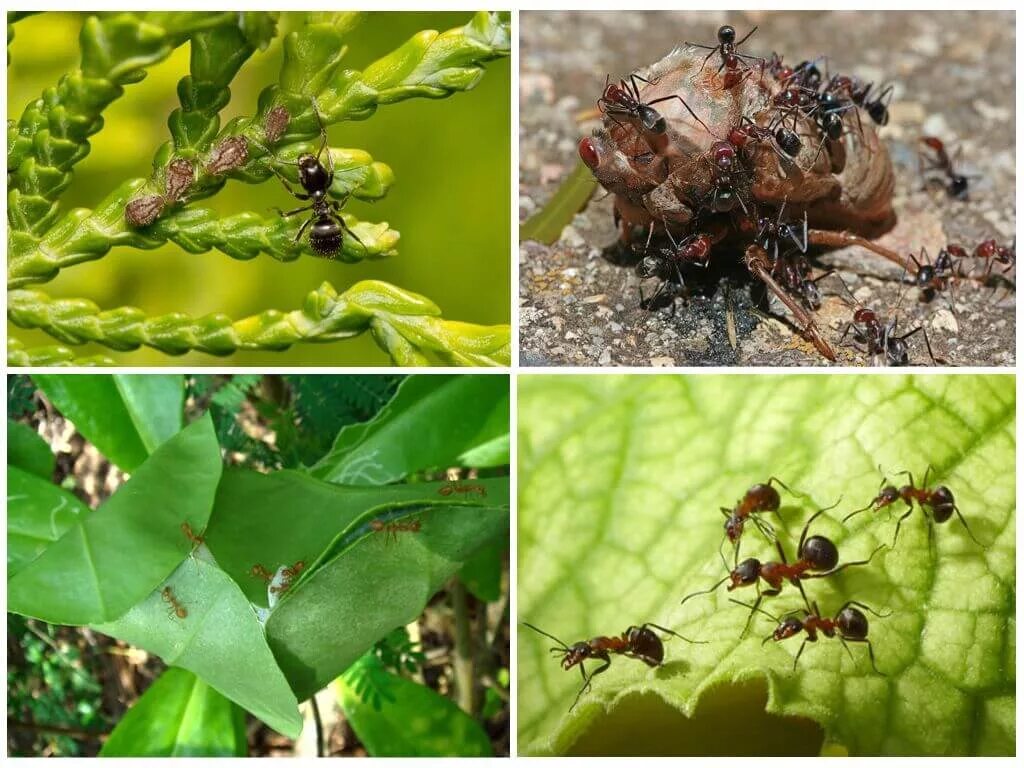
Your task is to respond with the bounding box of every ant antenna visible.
[680,574,730,606]
[521,622,570,651]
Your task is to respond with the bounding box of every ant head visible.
[603,82,627,103]
[800,535,839,572]
[711,141,737,171]
[636,254,666,280]
[562,642,592,669]
[578,137,600,169]
[949,175,969,200]
[853,307,876,324]
[876,485,900,508]
[718,25,736,44]
[746,483,781,513]
[774,616,804,641]
[626,626,665,666]
[297,154,318,170]
[730,558,761,588]
[724,513,744,542]
[836,606,869,639]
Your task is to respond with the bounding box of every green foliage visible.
[8,372,509,753]
[7,373,37,417]
[517,374,1015,756]
[7,11,511,366]
[100,668,247,757]
[373,626,427,678]
[337,654,493,756]
[8,418,55,479]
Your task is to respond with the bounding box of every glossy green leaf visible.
[32,374,184,470]
[459,539,505,603]
[100,667,247,756]
[307,375,509,484]
[7,465,90,579]
[519,161,597,245]
[517,375,1015,756]
[7,418,55,479]
[264,481,510,699]
[8,415,222,625]
[94,556,302,739]
[337,654,492,757]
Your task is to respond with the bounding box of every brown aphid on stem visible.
[125,194,165,227]
[206,136,249,175]
[165,158,195,202]
[264,105,291,144]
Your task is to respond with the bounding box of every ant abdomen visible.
[836,606,870,640]
[626,626,665,666]
[801,535,839,571]
[310,219,344,255]
[746,483,781,513]
[930,486,956,523]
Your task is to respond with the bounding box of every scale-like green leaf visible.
[94,556,302,739]
[99,667,246,756]
[7,418,55,479]
[7,465,90,579]
[517,375,1015,756]
[32,374,184,470]
[8,415,222,624]
[336,655,493,756]
[265,481,510,700]
[307,375,509,484]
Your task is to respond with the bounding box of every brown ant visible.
[521,621,703,711]
[269,560,306,594]
[370,517,422,545]
[734,596,890,674]
[906,247,961,305]
[919,136,976,200]
[971,238,1015,280]
[684,503,884,636]
[181,522,204,550]
[719,477,790,559]
[836,278,943,366]
[438,482,487,498]
[843,466,981,547]
[597,73,709,135]
[687,24,762,89]
[161,586,188,619]
[250,563,273,582]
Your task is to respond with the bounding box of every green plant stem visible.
[6,339,115,367]
[8,280,511,366]
[450,578,477,716]
[309,695,324,758]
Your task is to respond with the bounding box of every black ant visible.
[734,596,890,674]
[597,74,709,135]
[920,136,976,200]
[836,277,943,366]
[521,621,703,711]
[755,201,808,264]
[905,246,962,306]
[257,98,365,259]
[850,81,893,126]
[773,258,832,311]
[687,24,762,89]
[684,502,884,636]
[843,466,981,547]
[635,231,713,311]
[727,114,802,162]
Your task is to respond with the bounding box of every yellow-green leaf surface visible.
[517,375,1015,756]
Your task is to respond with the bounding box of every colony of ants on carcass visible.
[523,466,984,710]
[577,23,1014,365]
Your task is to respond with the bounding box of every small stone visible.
[582,294,606,304]
[125,194,165,227]
[598,348,612,365]
[931,308,959,334]
[650,356,675,366]
[206,136,249,175]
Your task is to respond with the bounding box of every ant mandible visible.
[733,596,890,674]
[687,24,762,89]
[521,621,703,711]
[843,466,981,547]
[259,98,366,259]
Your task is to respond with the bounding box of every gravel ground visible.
[519,10,1016,367]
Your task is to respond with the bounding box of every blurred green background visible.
[7,11,511,365]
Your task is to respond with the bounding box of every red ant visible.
[161,586,188,619]
[836,277,943,366]
[684,503,884,636]
[843,466,981,547]
[719,477,790,558]
[181,522,204,549]
[370,517,422,545]
[269,559,306,595]
[250,563,273,582]
[727,114,802,162]
[635,230,714,311]
[438,482,487,498]
[597,73,709,135]
[971,238,1015,280]
[919,136,977,200]
[906,247,961,305]
[521,621,703,711]
[734,596,890,674]
[687,24,762,89]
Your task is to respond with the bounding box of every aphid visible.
[161,586,187,619]
[263,105,291,144]
[251,563,273,582]
[598,73,709,135]
[735,596,890,674]
[260,98,365,258]
[687,24,762,89]
[205,135,249,175]
[843,466,981,547]
[370,517,422,545]
[438,482,488,498]
[521,621,702,711]
[181,522,204,549]
[919,136,973,200]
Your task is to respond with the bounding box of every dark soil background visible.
[519,10,1015,367]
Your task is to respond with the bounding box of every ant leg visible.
[646,94,711,133]
[735,25,758,47]
[331,211,367,251]
[791,638,809,671]
[274,203,314,218]
[838,636,857,663]
[952,503,983,546]
[738,592,763,639]
[797,498,842,553]
[642,622,706,645]
[745,245,837,361]
[806,229,916,274]
[844,637,884,675]
[717,534,732,573]
[570,657,611,712]
[292,216,314,244]
[814,543,886,579]
[891,505,915,548]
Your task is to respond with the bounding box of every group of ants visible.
[525,467,983,712]
[591,24,1015,365]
